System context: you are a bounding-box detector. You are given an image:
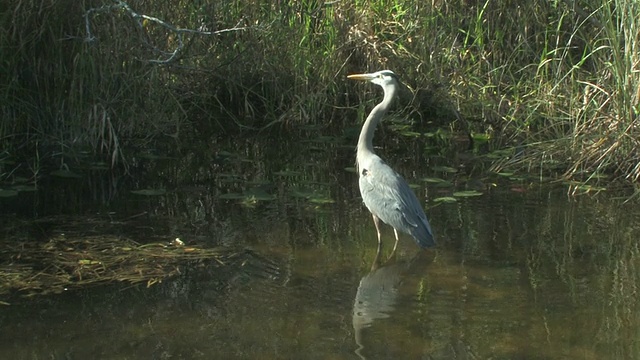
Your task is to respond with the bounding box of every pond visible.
[1,134,639,359]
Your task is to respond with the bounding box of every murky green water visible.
[1,136,639,359]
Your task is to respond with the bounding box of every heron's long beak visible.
[347,73,376,81]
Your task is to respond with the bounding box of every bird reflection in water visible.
[352,252,431,359]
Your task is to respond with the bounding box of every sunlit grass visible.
[1,0,639,184]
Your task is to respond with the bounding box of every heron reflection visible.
[352,257,408,359]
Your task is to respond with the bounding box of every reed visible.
[1,0,638,183]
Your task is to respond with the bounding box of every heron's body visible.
[348,70,435,261]
[358,155,433,248]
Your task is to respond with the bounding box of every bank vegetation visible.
[1,0,638,183]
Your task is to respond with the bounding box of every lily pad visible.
[433,196,457,203]
[453,190,483,197]
[244,188,276,201]
[291,189,315,198]
[217,173,243,183]
[291,188,333,204]
[398,130,421,137]
[88,163,110,170]
[246,180,273,186]
[309,197,335,204]
[137,153,174,160]
[423,177,448,183]
[432,166,458,173]
[131,189,167,196]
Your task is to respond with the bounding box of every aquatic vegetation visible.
[1,0,639,196]
[0,220,248,298]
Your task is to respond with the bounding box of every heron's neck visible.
[356,85,396,167]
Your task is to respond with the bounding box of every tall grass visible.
[1,0,638,182]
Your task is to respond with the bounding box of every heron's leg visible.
[371,214,383,271]
[388,228,400,259]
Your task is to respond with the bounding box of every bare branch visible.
[84,0,248,64]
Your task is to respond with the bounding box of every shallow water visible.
[1,137,639,359]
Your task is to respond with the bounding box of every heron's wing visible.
[359,157,434,247]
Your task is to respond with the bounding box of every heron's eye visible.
[362,169,368,176]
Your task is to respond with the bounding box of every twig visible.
[84,0,249,64]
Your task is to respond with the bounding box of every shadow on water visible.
[1,135,640,359]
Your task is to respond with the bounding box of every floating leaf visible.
[217,173,243,183]
[220,189,275,202]
[137,153,174,160]
[432,166,458,173]
[434,181,454,188]
[88,163,110,170]
[291,189,314,198]
[423,177,447,183]
[0,189,18,198]
[423,177,453,187]
[246,179,273,186]
[309,197,335,204]
[453,190,483,197]
[51,169,82,178]
[398,131,421,137]
[434,197,457,203]
[291,188,333,204]
[131,189,166,196]
[244,188,276,201]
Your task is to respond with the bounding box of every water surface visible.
[1,137,638,359]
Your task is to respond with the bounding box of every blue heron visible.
[348,70,435,261]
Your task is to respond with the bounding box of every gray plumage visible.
[348,70,435,259]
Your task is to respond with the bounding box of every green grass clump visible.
[1,0,639,183]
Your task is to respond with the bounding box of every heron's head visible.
[347,70,399,88]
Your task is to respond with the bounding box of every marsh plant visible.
[1,0,638,184]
